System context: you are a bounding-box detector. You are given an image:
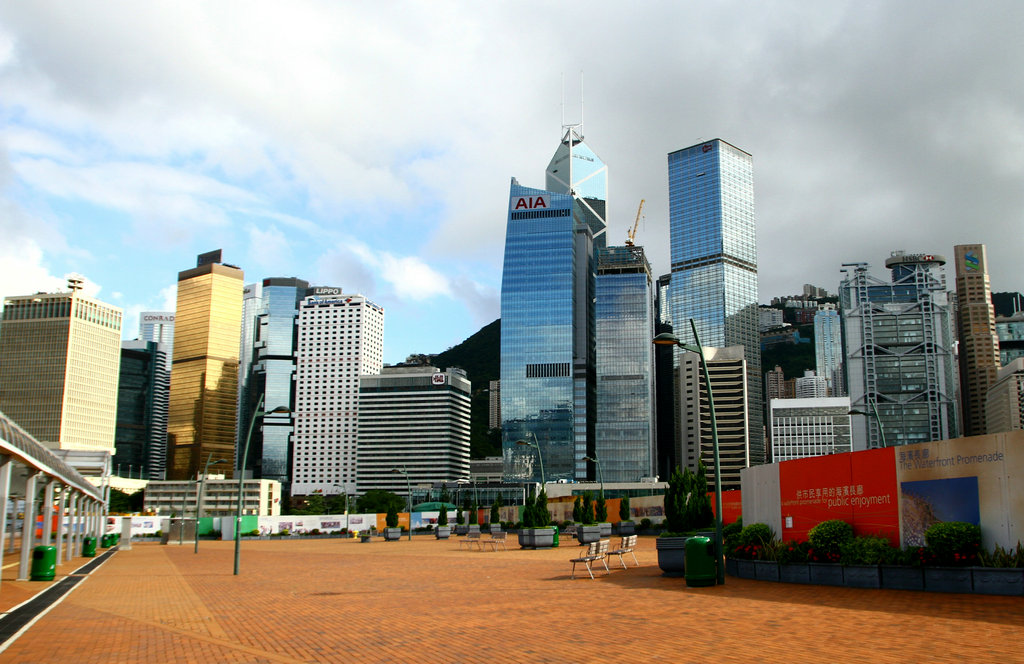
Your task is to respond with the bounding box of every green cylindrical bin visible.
[685,536,716,587]
[552,526,559,547]
[82,536,97,557]
[31,546,57,581]
[99,534,110,548]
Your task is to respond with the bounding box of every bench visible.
[569,539,610,579]
[608,535,639,569]
[481,532,507,551]
[458,532,482,550]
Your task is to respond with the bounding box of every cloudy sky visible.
[2,2,1022,364]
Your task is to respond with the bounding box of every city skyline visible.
[2,4,1023,365]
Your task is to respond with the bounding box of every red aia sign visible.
[510,195,550,211]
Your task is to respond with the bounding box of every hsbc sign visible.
[431,373,447,385]
[510,195,550,211]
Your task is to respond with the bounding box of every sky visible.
[1,2,1022,365]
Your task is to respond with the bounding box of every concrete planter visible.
[517,527,556,549]
[753,560,780,582]
[577,525,603,545]
[656,536,689,577]
[843,565,881,589]
[383,528,402,541]
[808,562,844,586]
[735,560,757,579]
[435,526,452,540]
[779,563,811,584]
[598,523,612,538]
[454,525,469,536]
[880,565,924,591]
[615,521,636,536]
[923,567,972,593]
[970,567,1024,596]
[725,558,739,577]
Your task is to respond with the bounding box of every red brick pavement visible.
[1,536,1022,663]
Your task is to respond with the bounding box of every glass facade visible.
[114,340,169,479]
[595,246,655,482]
[667,139,763,465]
[814,305,844,396]
[996,314,1024,366]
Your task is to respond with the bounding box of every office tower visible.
[667,139,762,467]
[764,365,795,401]
[488,380,500,430]
[594,245,655,482]
[991,292,1024,318]
[814,303,845,396]
[839,252,958,450]
[138,311,175,371]
[996,312,1024,366]
[356,366,471,493]
[795,370,828,399]
[114,340,169,479]
[292,288,383,497]
[770,396,852,462]
[237,278,309,492]
[986,358,1024,433]
[166,250,244,480]
[677,346,748,491]
[953,244,1000,436]
[0,279,123,450]
[501,124,607,483]
[654,273,676,477]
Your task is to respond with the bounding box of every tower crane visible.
[625,199,645,246]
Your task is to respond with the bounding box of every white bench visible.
[458,532,482,550]
[569,539,610,579]
[608,535,639,569]
[482,532,507,551]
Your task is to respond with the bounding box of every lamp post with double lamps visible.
[391,468,412,540]
[195,454,225,553]
[582,455,605,500]
[849,402,887,448]
[514,434,545,487]
[653,318,725,586]
[234,395,290,575]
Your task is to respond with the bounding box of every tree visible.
[437,502,448,527]
[573,496,583,523]
[596,494,608,523]
[690,460,714,529]
[581,492,595,525]
[664,466,691,534]
[535,489,550,527]
[356,489,405,515]
[109,488,144,514]
[490,496,501,525]
[469,503,478,525]
[303,492,325,515]
[619,494,631,522]
[325,493,347,515]
[385,503,399,528]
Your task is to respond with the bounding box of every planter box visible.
[489,525,502,535]
[656,536,689,577]
[454,525,469,536]
[598,523,612,538]
[844,565,881,589]
[577,526,603,545]
[735,560,757,579]
[753,560,780,582]
[924,567,972,594]
[779,563,811,584]
[880,565,923,591]
[725,558,739,577]
[517,528,555,549]
[615,521,636,536]
[383,528,402,541]
[808,562,844,586]
[970,567,1024,596]
[435,526,452,540]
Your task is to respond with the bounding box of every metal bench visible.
[608,535,639,569]
[458,532,482,550]
[482,532,507,551]
[569,539,610,579]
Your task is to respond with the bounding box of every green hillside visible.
[431,319,500,458]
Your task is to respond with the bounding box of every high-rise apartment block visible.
[501,124,607,483]
[595,245,655,482]
[487,380,500,430]
[114,340,169,479]
[795,370,828,399]
[667,139,763,467]
[814,303,844,396]
[839,252,958,449]
[953,244,1001,436]
[677,346,748,491]
[166,250,243,479]
[770,396,852,462]
[292,289,383,496]
[0,281,123,451]
[996,312,1024,367]
[238,278,309,491]
[356,366,471,494]
[986,358,1024,433]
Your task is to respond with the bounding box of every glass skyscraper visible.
[814,304,844,396]
[667,139,763,467]
[501,126,608,483]
[114,340,169,479]
[238,278,309,490]
[595,245,655,482]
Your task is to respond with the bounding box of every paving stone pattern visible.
[2,538,1023,663]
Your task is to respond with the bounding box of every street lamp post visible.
[333,484,348,533]
[849,402,886,448]
[653,318,725,586]
[514,434,545,487]
[582,455,605,500]
[234,395,290,575]
[391,468,412,540]
[195,454,226,553]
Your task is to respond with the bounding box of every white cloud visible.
[0,236,65,299]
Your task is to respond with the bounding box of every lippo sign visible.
[509,194,550,211]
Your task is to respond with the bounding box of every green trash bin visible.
[685,536,717,587]
[82,536,97,557]
[31,546,57,581]
[552,526,559,548]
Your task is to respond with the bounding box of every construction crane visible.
[625,199,645,246]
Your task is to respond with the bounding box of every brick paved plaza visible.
[1,536,1022,663]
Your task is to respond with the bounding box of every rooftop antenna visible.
[579,69,584,140]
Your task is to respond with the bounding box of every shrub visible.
[619,495,631,521]
[730,523,773,561]
[808,519,854,561]
[639,518,653,531]
[581,492,595,525]
[385,504,399,528]
[437,505,448,527]
[980,542,1024,568]
[925,521,981,566]
[573,496,583,523]
[739,523,774,548]
[596,495,608,522]
[774,540,811,564]
[839,535,896,565]
[663,466,691,534]
[689,460,714,529]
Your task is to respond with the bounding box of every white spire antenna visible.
[560,72,565,135]
[579,70,584,139]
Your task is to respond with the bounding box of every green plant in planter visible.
[925,521,981,566]
[723,517,743,554]
[455,505,465,525]
[385,504,399,528]
[774,540,811,564]
[639,517,652,531]
[534,489,550,527]
[581,492,595,525]
[980,542,1024,568]
[662,466,692,535]
[688,460,714,529]
[490,495,503,524]
[573,496,583,523]
[807,519,853,563]
[437,502,448,527]
[839,535,896,565]
[596,495,608,522]
[732,523,774,560]
[619,495,631,522]
[469,504,478,525]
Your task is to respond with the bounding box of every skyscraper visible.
[0,279,123,451]
[814,303,844,396]
[292,288,383,497]
[594,245,655,482]
[237,278,309,492]
[114,340,169,479]
[667,139,762,466]
[166,250,244,480]
[954,244,1000,435]
[839,252,958,449]
[501,124,607,483]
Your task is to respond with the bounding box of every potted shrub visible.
[616,495,635,536]
[921,521,979,593]
[656,466,693,577]
[806,519,851,585]
[518,488,556,548]
[776,540,811,584]
[383,504,402,541]
[435,502,451,539]
[731,523,776,580]
[840,535,894,588]
[596,494,611,538]
[490,497,503,534]
[880,546,925,590]
[455,498,469,536]
[577,491,602,544]
[974,543,1024,596]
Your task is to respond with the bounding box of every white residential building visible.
[770,397,852,462]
